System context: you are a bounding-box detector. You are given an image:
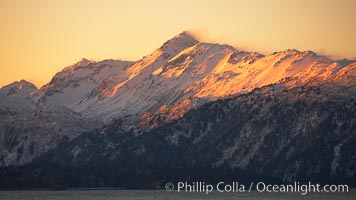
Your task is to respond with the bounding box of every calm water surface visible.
[0,190,355,200]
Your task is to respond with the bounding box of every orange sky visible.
[0,0,355,88]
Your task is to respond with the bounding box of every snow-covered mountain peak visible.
[153,42,239,78]
[0,80,37,97]
[5,31,353,126]
[276,49,328,59]
[31,58,134,108]
[159,31,199,56]
[85,33,201,99]
[267,49,330,66]
[54,58,95,79]
[0,80,37,109]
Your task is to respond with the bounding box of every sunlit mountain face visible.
[0,32,355,188]
[21,32,356,125]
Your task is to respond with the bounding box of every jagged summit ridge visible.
[30,59,134,107]
[0,79,37,97]
[0,31,355,167]
[1,31,355,124]
[7,31,352,121]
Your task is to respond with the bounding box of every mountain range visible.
[0,32,355,188]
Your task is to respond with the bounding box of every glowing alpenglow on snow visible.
[1,0,356,88]
[15,32,355,125]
